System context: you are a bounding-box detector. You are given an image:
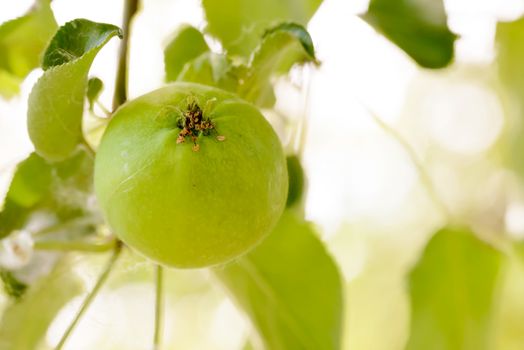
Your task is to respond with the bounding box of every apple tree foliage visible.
[0,0,517,349]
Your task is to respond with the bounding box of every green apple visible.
[94,83,288,268]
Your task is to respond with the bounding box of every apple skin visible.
[94,83,288,268]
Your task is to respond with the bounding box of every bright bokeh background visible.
[2,0,524,349]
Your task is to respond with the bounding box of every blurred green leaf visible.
[286,155,305,208]
[243,341,256,350]
[240,22,317,107]
[0,153,53,239]
[5,153,52,208]
[495,17,524,178]
[87,77,104,111]
[202,0,322,57]
[0,256,83,350]
[27,19,122,161]
[0,71,21,98]
[491,254,524,350]
[514,241,524,267]
[406,227,503,350]
[164,25,210,82]
[0,200,29,240]
[497,18,524,95]
[0,270,28,299]
[177,52,240,92]
[0,150,96,240]
[215,211,343,350]
[176,23,317,109]
[361,0,456,68]
[0,0,57,97]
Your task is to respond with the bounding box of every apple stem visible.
[112,0,139,111]
[153,265,164,350]
[55,241,123,350]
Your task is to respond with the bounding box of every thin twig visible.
[153,265,164,350]
[296,66,313,157]
[81,139,95,159]
[55,242,123,350]
[34,239,117,253]
[95,100,111,117]
[112,0,139,111]
[32,217,97,237]
[364,106,452,221]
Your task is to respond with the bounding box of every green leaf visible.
[490,253,524,350]
[5,153,53,208]
[259,22,316,65]
[202,0,322,56]
[164,25,210,82]
[27,19,122,161]
[215,211,343,350]
[286,155,305,208]
[0,0,58,97]
[0,153,53,239]
[495,17,524,179]
[515,241,524,265]
[406,227,503,350]
[243,341,256,350]
[87,77,104,111]
[240,22,317,107]
[0,270,28,299]
[0,256,84,350]
[497,18,524,95]
[173,23,316,108]
[361,0,456,68]
[0,71,21,98]
[177,52,239,92]
[42,20,121,69]
[0,150,95,240]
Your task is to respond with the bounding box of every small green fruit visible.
[94,83,288,268]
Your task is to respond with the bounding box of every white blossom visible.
[0,230,34,270]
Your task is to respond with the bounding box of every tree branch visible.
[112,0,139,111]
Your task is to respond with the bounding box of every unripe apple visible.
[94,83,288,268]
